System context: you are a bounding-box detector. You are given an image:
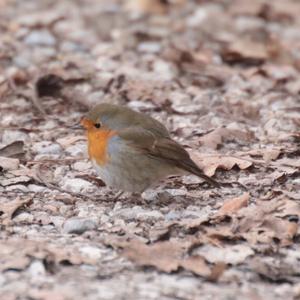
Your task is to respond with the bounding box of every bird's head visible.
[80,103,138,132]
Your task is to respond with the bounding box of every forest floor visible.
[0,0,300,299]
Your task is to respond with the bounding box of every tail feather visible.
[182,160,220,188]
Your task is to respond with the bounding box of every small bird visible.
[81,103,218,194]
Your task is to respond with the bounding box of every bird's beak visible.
[80,117,94,130]
[69,124,83,130]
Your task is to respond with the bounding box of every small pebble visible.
[165,210,181,221]
[50,216,65,228]
[112,206,144,220]
[62,217,97,234]
[65,144,86,157]
[27,260,46,278]
[73,161,92,172]
[137,41,161,53]
[32,141,62,155]
[13,212,34,223]
[136,210,164,221]
[80,246,103,260]
[5,184,29,192]
[2,130,28,144]
[27,184,46,193]
[62,178,94,193]
[24,30,56,46]
[142,190,171,202]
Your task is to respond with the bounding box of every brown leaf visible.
[222,39,269,65]
[0,80,9,98]
[234,199,282,232]
[28,290,67,300]
[260,1,300,22]
[131,0,166,14]
[0,196,33,225]
[0,241,34,273]
[199,127,254,150]
[0,141,25,159]
[123,240,185,272]
[274,198,300,218]
[229,0,264,16]
[205,225,237,242]
[189,152,252,176]
[123,239,218,278]
[251,257,297,281]
[262,148,281,162]
[208,262,227,282]
[1,175,31,187]
[261,217,298,247]
[0,239,99,275]
[0,256,31,272]
[216,193,250,216]
[233,198,300,246]
[125,0,169,14]
[0,157,19,171]
[180,255,211,277]
[17,10,64,28]
[274,157,300,168]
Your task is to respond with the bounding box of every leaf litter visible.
[0,0,300,299]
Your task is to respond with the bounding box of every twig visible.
[26,158,86,164]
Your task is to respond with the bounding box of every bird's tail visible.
[183,160,220,188]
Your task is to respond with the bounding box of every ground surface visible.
[1,0,300,299]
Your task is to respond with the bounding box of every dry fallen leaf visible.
[0,157,20,171]
[0,243,32,272]
[125,0,169,14]
[1,0,300,297]
[0,239,100,276]
[0,80,9,98]
[123,239,219,278]
[208,262,227,282]
[123,240,186,272]
[229,0,264,16]
[251,256,297,282]
[180,255,211,277]
[0,141,25,159]
[189,152,252,176]
[274,198,300,218]
[17,10,64,28]
[262,148,281,162]
[27,289,67,300]
[0,175,31,187]
[0,196,33,225]
[216,192,250,217]
[199,127,254,150]
[273,158,300,169]
[222,39,269,65]
[259,216,298,247]
[232,198,300,246]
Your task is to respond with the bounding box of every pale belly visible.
[92,152,179,193]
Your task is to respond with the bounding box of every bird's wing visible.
[117,127,219,187]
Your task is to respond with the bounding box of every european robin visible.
[81,103,219,193]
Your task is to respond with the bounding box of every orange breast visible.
[87,129,116,166]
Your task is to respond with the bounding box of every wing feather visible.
[118,127,219,187]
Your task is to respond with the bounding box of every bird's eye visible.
[94,123,101,129]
